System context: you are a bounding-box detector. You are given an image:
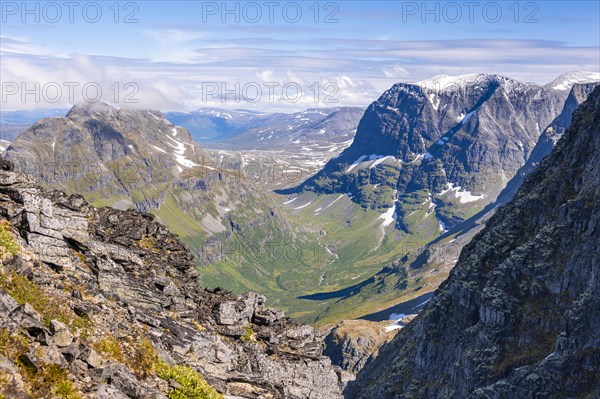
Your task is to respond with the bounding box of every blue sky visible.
[1,1,599,111]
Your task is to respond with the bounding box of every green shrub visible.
[0,223,19,256]
[241,326,256,343]
[93,336,125,363]
[20,364,81,399]
[157,361,223,399]
[0,328,29,359]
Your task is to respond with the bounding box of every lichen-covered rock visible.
[345,87,600,398]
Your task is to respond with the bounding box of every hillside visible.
[0,157,349,398]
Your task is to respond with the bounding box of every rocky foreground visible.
[345,87,600,397]
[0,157,349,399]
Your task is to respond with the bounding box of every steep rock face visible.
[345,86,600,398]
[322,320,399,373]
[0,162,347,399]
[496,82,598,205]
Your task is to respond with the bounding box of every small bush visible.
[20,364,81,399]
[0,223,19,256]
[0,328,29,359]
[157,361,223,399]
[93,336,125,363]
[130,336,157,378]
[241,326,256,343]
[94,335,158,379]
[53,378,82,399]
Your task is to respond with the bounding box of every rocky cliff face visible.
[496,82,598,205]
[322,319,400,374]
[0,159,348,399]
[345,86,600,398]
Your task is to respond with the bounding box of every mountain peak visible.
[546,71,600,91]
[66,100,119,119]
[413,73,500,92]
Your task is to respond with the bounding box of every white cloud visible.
[1,37,598,112]
[383,65,410,78]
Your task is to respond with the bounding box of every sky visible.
[1,0,599,111]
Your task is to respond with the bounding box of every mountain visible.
[312,81,598,330]
[206,107,362,151]
[345,86,600,398]
[545,71,600,91]
[164,108,267,142]
[0,157,350,398]
[165,107,363,152]
[496,82,599,205]
[168,107,363,183]
[289,74,566,225]
[265,74,570,323]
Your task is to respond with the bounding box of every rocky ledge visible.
[0,158,349,399]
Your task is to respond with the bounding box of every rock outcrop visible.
[322,319,400,374]
[344,87,600,398]
[0,160,347,399]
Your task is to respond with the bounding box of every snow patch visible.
[379,205,397,227]
[294,200,313,210]
[346,155,368,172]
[389,313,407,321]
[548,71,600,91]
[427,92,440,110]
[385,324,403,332]
[460,111,475,125]
[326,194,345,208]
[437,182,485,203]
[151,145,167,154]
[416,73,484,92]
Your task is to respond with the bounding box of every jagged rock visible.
[49,319,73,347]
[0,355,29,399]
[323,319,398,373]
[94,384,130,399]
[38,344,68,367]
[60,342,81,362]
[80,347,103,368]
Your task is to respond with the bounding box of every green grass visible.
[0,328,81,399]
[0,272,91,330]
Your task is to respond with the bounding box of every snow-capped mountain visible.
[545,71,600,91]
[288,73,592,231]
[207,107,363,151]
